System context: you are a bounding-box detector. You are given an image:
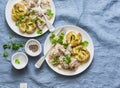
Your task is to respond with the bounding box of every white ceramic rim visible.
[5,0,56,37]
[25,39,42,57]
[44,25,94,76]
[11,52,28,70]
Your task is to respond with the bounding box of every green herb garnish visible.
[30,10,35,15]
[47,9,54,19]
[12,42,19,50]
[18,15,25,21]
[63,43,68,49]
[51,56,59,65]
[19,42,24,47]
[50,33,55,39]
[63,55,71,64]
[57,33,64,44]
[49,33,57,44]
[12,42,24,50]
[37,30,42,34]
[15,59,20,64]
[80,41,89,47]
[3,44,11,49]
[3,51,8,57]
[49,33,65,44]
[32,17,38,22]
[9,34,13,39]
[15,22,19,26]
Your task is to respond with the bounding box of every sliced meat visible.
[69,57,80,70]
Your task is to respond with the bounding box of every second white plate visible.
[5,0,55,37]
[44,25,94,76]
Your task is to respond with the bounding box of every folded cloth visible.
[0,0,120,88]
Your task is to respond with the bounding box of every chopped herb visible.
[32,17,38,22]
[63,43,68,49]
[50,34,57,44]
[15,59,20,64]
[30,10,35,15]
[49,33,65,44]
[18,15,25,21]
[57,38,63,44]
[3,44,11,49]
[80,41,89,47]
[51,56,59,65]
[47,9,54,19]
[3,51,8,57]
[12,42,20,50]
[15,22,19,26]
[63,55,71,64]
[50,34,55,39]
[19,42,24,47]
[9,34,13,39]
[50,39,57,44]
[3,44,8,49]
[58,33,64,39]
[57,33,64,44]
[37,30,42,34]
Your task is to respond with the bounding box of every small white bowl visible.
[25,39,42,57]
[11,52,28,70]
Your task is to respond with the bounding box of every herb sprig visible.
[3,34,24,58]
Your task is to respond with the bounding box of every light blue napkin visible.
[0,0,120,88]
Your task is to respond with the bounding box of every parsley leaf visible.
[15,59,20,64]
[63,55,71,64]
[51,56,59,65]
[3,44,11,49]
[63,43,68,49]
[3,51,9,57]
[80,41,89,47]
[37,30,42,34]
[9,34,13,39]
[47,9,54,19]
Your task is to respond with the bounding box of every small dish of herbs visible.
[11,52,28,70]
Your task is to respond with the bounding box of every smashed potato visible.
[12,3,27,21]
[66,32,82,46]
[72,45,90,62]
[19,17,36,33]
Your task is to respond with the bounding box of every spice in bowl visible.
[29,44,38,52]
[25,39,42,57]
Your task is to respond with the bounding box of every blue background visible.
[0,0,120,88]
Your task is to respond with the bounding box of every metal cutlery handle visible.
[35,56,45,68]
[35,28,65,69]
[37,0,55,32]
[46,21,55,32]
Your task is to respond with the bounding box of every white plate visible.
[44,25,94,76]
[5,0,55,37]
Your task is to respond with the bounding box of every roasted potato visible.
[66,32,82,46]
[19,17,36,33]
[12,3,27,21]
[72,45,90,62]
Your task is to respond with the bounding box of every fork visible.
[35,28,66,68]
[37,0,55,32]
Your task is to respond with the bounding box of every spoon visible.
[37,0,55,32]
[35,28,66,68]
